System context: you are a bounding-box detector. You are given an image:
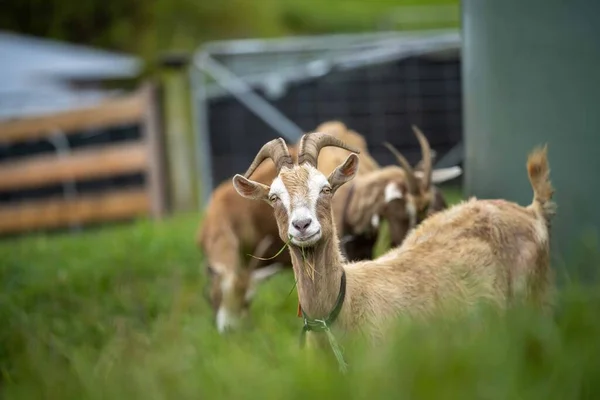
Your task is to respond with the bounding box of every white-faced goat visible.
[197,123,380,333]
[233,132,555,352]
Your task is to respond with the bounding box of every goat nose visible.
[292,218,312,232]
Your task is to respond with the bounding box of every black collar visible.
[299,269,347,336]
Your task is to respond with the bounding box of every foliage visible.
[2,187,599,399]
[0,0,459,61]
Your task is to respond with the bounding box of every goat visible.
[197,144,298,333]
[197,122,379,333]
[309,122,460,259]
[376,126,463,248]
[232,133,555,355]
[335,126,462,256]
[309,121,382,261]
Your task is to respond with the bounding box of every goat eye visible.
[269,194,279,203]
[321,186,331,195]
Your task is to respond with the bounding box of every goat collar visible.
[298,269,348,372]
[299,269,346,331]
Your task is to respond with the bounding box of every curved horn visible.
[412,125,432,190]
[298,132,360,167]
[243,138,293,178]
[383,141,418,195]
[415,149,436,171]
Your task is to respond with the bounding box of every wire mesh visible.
[191,30,463,199]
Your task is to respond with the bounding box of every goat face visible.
[380,126,462,248]
[379,166,461,248]
[234,154,360,248]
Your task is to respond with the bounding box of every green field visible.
[1,187,600,399]
[0,0,461,63]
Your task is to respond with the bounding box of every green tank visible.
[462,0,600,279]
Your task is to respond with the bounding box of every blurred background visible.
[2,1,600,398]
[0,0,466,240]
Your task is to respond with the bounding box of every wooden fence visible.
[0,83,167,236]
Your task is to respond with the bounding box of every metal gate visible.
[190,29,462,207]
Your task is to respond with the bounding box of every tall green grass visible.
[1,188,599,399]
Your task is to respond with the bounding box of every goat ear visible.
[250,263,283,285]
[414,166,462,185]
[431,166,463,184]
[232,174,270,200]
[384,182,404,203]
[328,153,360,191]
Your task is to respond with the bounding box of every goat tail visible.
[527,144,556,223]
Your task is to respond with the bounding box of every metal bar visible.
[196,53,304,142]
[200,29,458,56]
[335,34,460,70]
[190,65,214,209]
[202,32,401,55]
[200,33,460,102]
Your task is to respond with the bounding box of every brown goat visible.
[308,122,460,259]
[335,126,462,254]
[198,122,380,333]
[197,144,298,332]
[376,126,462,248]
[232,133,555,354]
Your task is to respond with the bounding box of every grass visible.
[144,0,460,62]
[276,0,459,35]
[1,186,600,399]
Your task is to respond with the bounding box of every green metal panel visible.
[462,0,600,272]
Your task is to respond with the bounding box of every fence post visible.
[142,82,168,219]
[190,60,214,210]
[159,53,198,213]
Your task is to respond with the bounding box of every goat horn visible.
[243,138,293,178]
[383,141,418,195]
[298,132,360,168]
[412,125,432,190]
[415,149,437,171]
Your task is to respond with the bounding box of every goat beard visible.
[294,244,318,282]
